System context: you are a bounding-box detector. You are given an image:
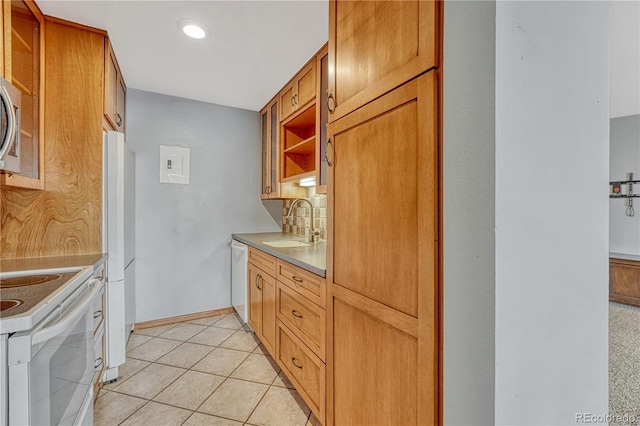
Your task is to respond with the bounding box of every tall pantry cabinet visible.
[325,1,441,425]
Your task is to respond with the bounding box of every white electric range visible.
[0,264,103,426]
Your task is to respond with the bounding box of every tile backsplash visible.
[282,187,327,240]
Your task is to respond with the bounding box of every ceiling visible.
[38,0,329,112]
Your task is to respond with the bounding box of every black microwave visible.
[0,77,21,174]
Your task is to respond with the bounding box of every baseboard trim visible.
[135,307,236,329]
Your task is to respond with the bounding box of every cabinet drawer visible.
[277,283,325,360]
[93,284,105,335]
[277,260,325,308]
[277,322,325,424]
[249,247,277,277]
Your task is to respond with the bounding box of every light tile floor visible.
[94,313,320,426]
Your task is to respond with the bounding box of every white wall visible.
[610,115,640,256]
[443,2,496,425]
[610,0,640,119]
[127,89,281,322]
[494,2,610,424]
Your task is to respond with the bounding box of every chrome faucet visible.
[286,198,319,243]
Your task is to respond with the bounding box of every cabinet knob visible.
[291,357,303,369]
[291,309,303,319]
[116,113,122,127]
[292,276,303,284]
[94,357,103,369]
[327,93,335,114]
[291,95,296,107]
[93,310,103,319]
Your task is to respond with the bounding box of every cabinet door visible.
[104,42,118,130]
[294,60,315,111]
[327,72,438,425]
[327,0,439,122]
[2,0,44,189]
[116,73,126,130]
[104,40,125,131]
[316,49,329,194]
[248,263,263,335]
[279,83,295,122]
[261,272,276,355]
[260,105,270,198]
[268,100,279,198]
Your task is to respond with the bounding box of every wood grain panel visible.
[328,0,439,122]
[277,321,325,423]
[1,20,104,259]
[333,297,417,426]
[326,73,439,425]
[610,258,640,307]
[277,281,326,359]
[331,83,420,317]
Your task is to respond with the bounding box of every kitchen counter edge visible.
[232,233,326,278]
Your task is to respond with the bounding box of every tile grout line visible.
[100,314,310,425]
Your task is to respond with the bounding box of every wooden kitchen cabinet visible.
[327,0,439,122]
[248,248,277,355]
[0,0,45,189]
[279,59,316,122]
[277,320,326,424]
[316,46,329,194]
[260,95,305,199]
[104,39,126,132]
[1,19,109,258]
[326,72,439,425]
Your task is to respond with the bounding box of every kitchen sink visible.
[262,240,310,248]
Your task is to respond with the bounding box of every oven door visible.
[7,278,101,426]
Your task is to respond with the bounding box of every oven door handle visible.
[32,278,102,345]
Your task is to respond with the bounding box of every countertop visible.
[1,253,108,274]
[232,232,326,277]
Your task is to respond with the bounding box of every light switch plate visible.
[160,145,190,184]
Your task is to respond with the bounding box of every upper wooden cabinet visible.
[327,0,440,122]
[104,39,126,132]
[279,59,316,122]
[0,0,45,189]
[260,95,305,200]
[316,45,328,194]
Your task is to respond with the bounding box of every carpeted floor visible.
[610,302,640,426]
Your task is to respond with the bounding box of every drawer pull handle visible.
[94,357,103,369]
[292,276,303,284]
[256,275,262,290]
[93,310,102,319]
[291,357,303,369]
[291,309,303,319]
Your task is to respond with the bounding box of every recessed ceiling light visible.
[177,19,211,40]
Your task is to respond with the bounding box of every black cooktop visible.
[0,271,80,317]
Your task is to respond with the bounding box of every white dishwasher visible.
[231,239,249,324]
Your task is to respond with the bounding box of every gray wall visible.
[127,89,281,322]
[443,1,496,425]
[610,115,640,256]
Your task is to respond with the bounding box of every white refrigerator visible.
[102,131,135,382]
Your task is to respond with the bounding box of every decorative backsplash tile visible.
[282,187,327,240]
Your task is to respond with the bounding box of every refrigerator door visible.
[102,130,135,380]
[105,131,126,283]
